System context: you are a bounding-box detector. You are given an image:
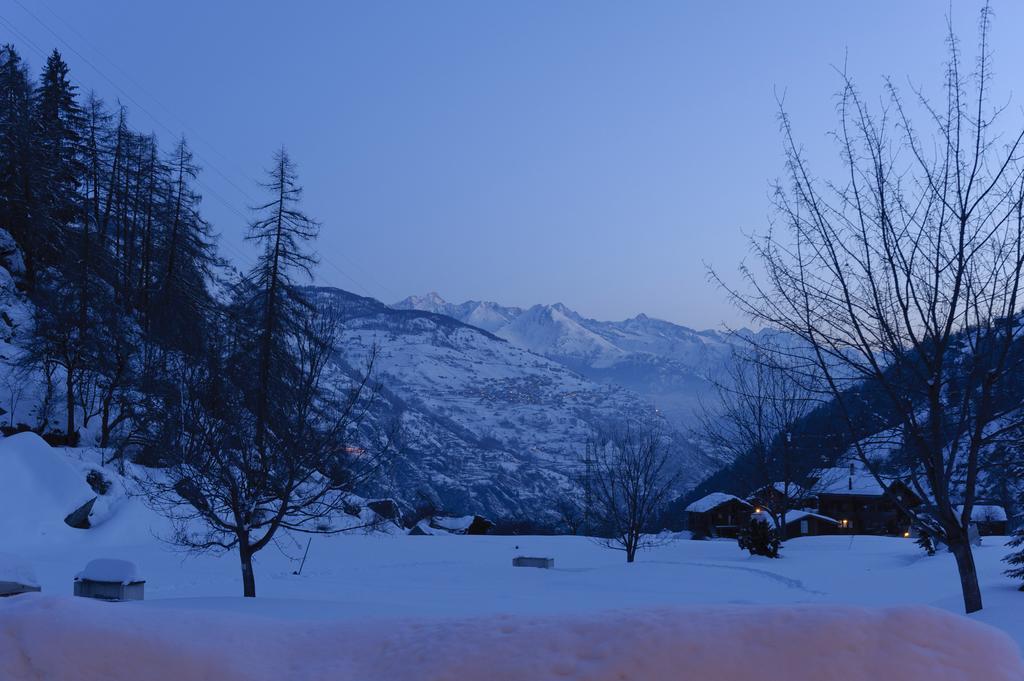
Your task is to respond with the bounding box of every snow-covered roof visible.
[0,553,38,587]
[410,519,441,535]
[749,509,838,528]
[431,515,476,532]
[783,510,838,525]
[955,505,1008,523]
[685,493,751,514]
[76,559,141,585]
[753,482,808,497]
[815,465,889,496]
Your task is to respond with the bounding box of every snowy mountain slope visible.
[395,293,523,334]
[312,287,717,520]
[394,293,765,428]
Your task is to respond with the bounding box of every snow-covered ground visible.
[8,528,1024,633]
[3,533,1024,679]
[3,595,1018,681]
[1,433,1023,678]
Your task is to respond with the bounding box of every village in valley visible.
[686,465,1008,543]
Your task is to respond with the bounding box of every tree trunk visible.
[240,544,256,598]
[774,512,787,541]
[948,536,983,613]
[65,367,75,437]
[99,396,112,448]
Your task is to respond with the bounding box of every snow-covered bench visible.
[0,553,40,597]
[512,556,553,569]
[73,559,145,601]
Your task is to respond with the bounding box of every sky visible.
[1,1,1022,328]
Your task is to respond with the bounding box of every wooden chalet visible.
[748,508,839,538]
[685,493,752,538]
[811,464,921,536]
[748,482,812,514]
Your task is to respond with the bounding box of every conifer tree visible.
[152,136,216,354]
[1004,528,1024,591]
[0,45,37,280]
[34,49,83,256]
[738,515,781,558]
[242,147,319,448]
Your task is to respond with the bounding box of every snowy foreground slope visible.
[1,437,1023,679]
[1,597,1019,681]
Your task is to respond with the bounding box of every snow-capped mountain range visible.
[394,292,758,429]
[308,288,726,521]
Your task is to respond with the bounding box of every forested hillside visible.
[0,44,722,531]
[0,44,403,588]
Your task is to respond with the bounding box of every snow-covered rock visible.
[0,433,123,538]
[0,229,25,283]
[0,433,95,524]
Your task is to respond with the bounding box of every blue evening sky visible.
[1,1,1021,328]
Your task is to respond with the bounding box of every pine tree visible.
[34,49,83,254]
[151,136,216,353]
[0,45,37,281]
[1004,528,1024,591]
[241,147,319,448]
[30,51,102,441]
[738,516,781,558]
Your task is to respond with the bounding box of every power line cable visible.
[8,0,400,305]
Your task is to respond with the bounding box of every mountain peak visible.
[395,292,448,311]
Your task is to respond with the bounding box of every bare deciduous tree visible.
[585,420,681,562]
[554,495,585,536]
[145,313,396,597]
[697,345,822,539]
[713,7,1024,613]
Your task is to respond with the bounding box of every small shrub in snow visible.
[0,422,33,437]
[738,517,780,558]
[86,470,111,495]
[41,429,80,447]
[915,531,936,557]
